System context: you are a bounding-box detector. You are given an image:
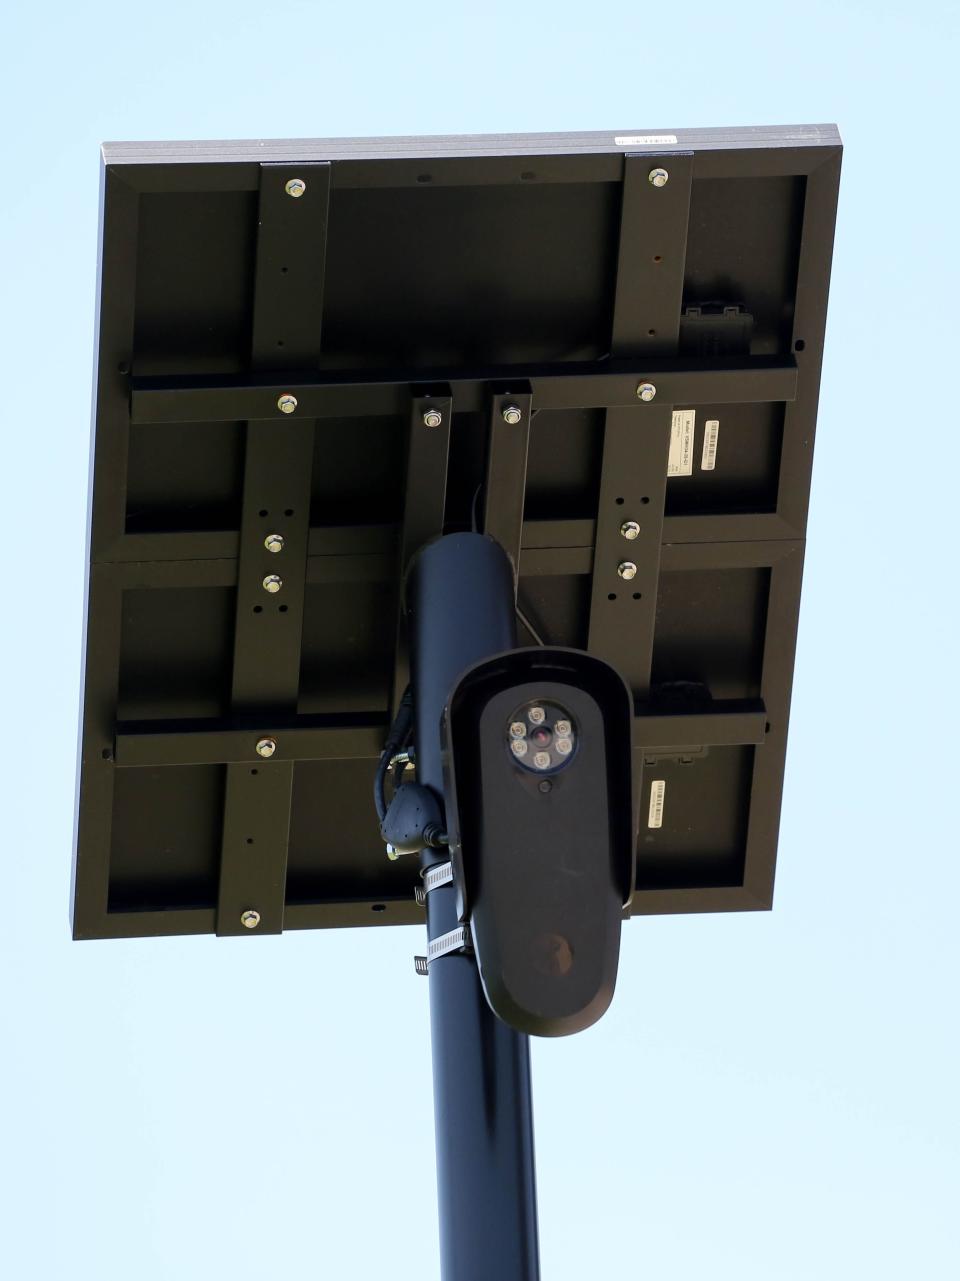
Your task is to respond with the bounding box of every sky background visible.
[2,2,958,1278]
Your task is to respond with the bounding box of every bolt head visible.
[262,574,282,594]
[277,393,298,414]
[284,178,306,198]
[422,408,443,428]
[501,404,523,424]
[620,520,641,540]
[255,737,277,759]
[264,533,285,554]
[636,382,657,402]
[617,561,638,581]
[240,910,261,929]
[648,167,669,188]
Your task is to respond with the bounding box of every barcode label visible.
[647,779,666,829]
[668,410,695,476]
[701,419,720,470]
[614,134,678,145]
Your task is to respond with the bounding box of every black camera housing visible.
[442,648,634,1037]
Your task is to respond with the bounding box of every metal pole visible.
[407,533,540,1281]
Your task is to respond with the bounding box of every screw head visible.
[255,737,277,759]
[617,561,638,581]
[636,382,657,402]
[422,408,443,428]
[501,404,523,425]
[648,167,669,188]
[620,520,641,540]
[262,574,282,594]
[264,533,285,554]
[284,178,307,198]
[277,393,298,414]
[240,910,261,929]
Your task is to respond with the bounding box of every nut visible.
[648,167,669,188]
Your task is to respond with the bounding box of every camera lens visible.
[506,701,577,774]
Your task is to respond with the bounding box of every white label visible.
[668,410,695,477]
[701,419,720,471]
[648,780,666,829]
[614,134,678,145]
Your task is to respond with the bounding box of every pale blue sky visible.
[2,2,958,1278]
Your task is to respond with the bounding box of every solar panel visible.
[72,124,841,946]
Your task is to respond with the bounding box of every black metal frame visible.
[73,125,841,942]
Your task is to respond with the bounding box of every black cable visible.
[374,686,414,823]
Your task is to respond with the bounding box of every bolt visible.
[285,178,307,198]
[617,561,638,581]
[264,533,285,554]
[240,910,261,929]
[255,737,277,759]
[501,404,523,424]
[422,408,443,428]
[262,575,282,594]
[648,167,669,188]
[636,382,657,402]
[620,520,641,540]
[277,393,298,414]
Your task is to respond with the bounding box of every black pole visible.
[407,533,540,1281]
